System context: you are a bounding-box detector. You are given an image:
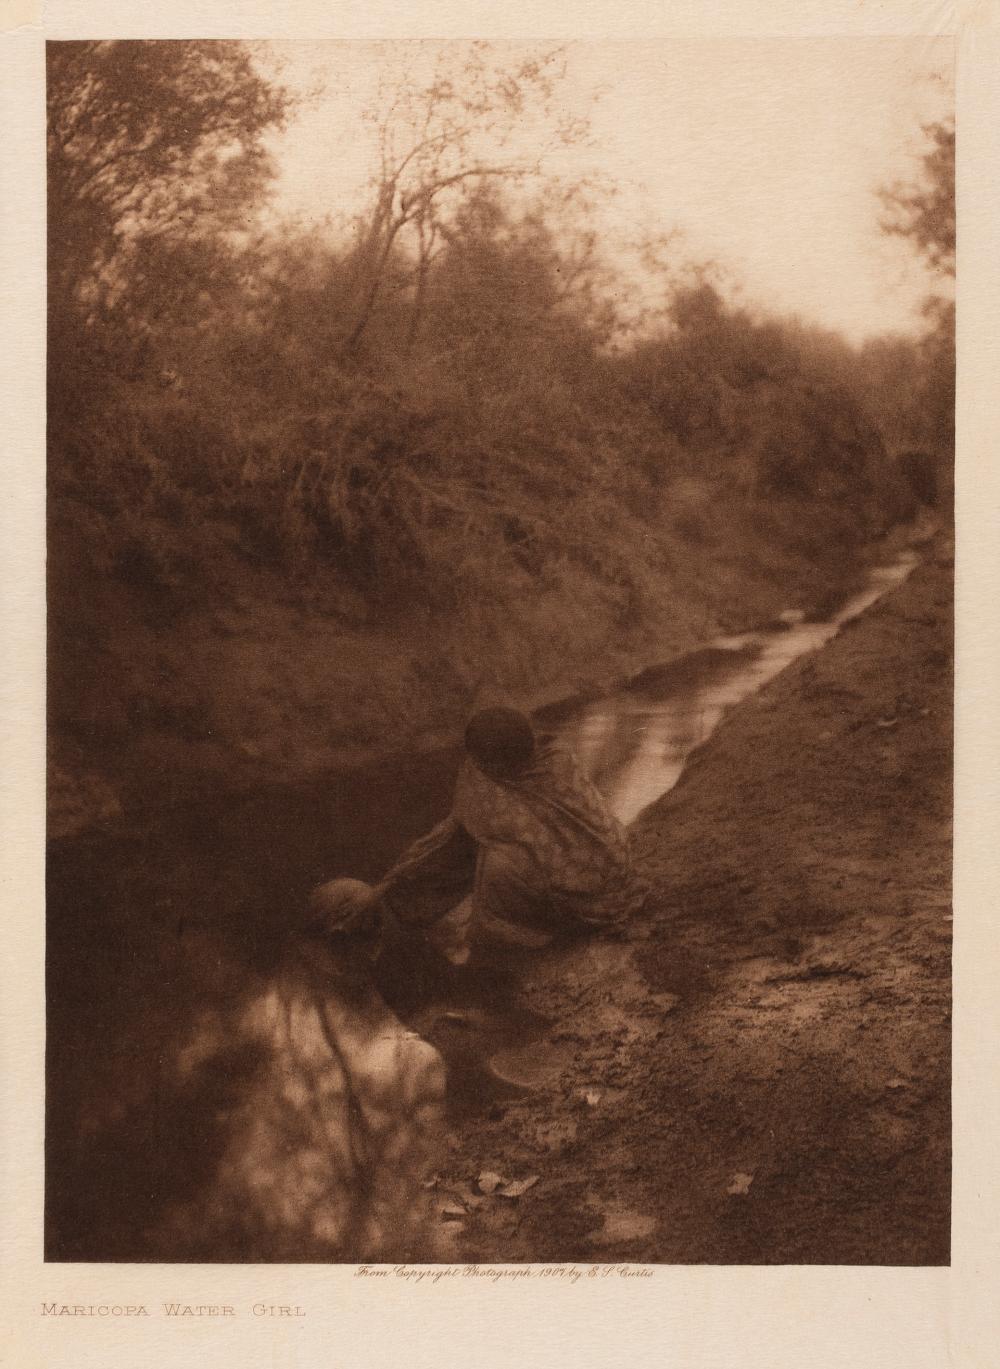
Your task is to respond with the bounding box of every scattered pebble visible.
[497,1175,539,1199]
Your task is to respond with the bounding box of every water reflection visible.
[47,548,919,1261]
[560,551,919,824]
[160,549,918,1255]
[160,941,448,1261]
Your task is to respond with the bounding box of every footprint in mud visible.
[487,1040,574,1090]
[413,1004,566,1105]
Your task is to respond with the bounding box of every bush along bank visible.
[48,469,919,842]
[48,50,952,838]
[49,217,936,839]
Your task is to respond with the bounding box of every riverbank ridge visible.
[44,525,951,1264]
[432,540,952,1264]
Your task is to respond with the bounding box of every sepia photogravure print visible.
[44,35,954,1267]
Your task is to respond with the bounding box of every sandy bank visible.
[439,542,952,1264]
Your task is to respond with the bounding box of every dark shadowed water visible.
[45,548,919,1259]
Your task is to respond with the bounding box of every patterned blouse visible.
[381,738,647,931]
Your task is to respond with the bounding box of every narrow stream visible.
[470,546,921,1097]
[45,546,920,1260]
[551,549,919,824]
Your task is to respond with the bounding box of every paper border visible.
[3,3,998,1366]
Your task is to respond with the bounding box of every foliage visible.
[877,119,955,500]
[339,44,583,355]
[618,283,903,511]
[48,42,945,759]
[880,120,955,279]
[47,38,291,453]
[47,41,290,312]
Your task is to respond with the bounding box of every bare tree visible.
[341,43,587,356]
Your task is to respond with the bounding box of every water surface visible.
[45,547,920,1258]
[556,550,919,824]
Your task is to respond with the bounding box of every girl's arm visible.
[377,817,478,927]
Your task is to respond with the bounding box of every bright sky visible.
[261,38,954,344]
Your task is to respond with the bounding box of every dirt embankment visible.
[48,494,883,842]
[438,544,952,1265]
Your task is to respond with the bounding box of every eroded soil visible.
[432,547,952,1264]
[45,536,952,1265]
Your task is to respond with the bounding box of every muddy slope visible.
[439,547,952,1265]
[49,493,888,842]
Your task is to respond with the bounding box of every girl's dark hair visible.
[464,707,535,780]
